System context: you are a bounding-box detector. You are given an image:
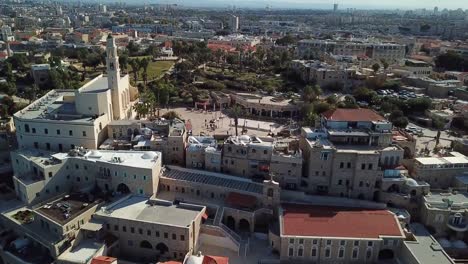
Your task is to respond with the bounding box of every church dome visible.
[405,178,418,187]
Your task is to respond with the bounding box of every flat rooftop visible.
[36,193,100,225]
[424,192,468,208]
[96,195,203,227]
[234,93,298,107]
[402,223,455,264]
[14,90,98,123]
[416,153,468,166]
[52,149,160,169]
[281,204,404,239]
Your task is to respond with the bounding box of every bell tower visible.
[106,35,123,120]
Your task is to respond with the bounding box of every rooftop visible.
[96,195,204,227]
[322,108,387,123]
[79,75,110,93]
[280,204,404,239]
[52,149,160,169]
[36,193,101,225]
[424,192,468,209]
[162,166,264,195]
[233,93,298,107]
[415,152,468,166]
[14,90,99,123]
[402,223,455,264]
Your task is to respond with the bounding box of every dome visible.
[88,150,102,158]
[406,178,418,187]
[452,240,467,249]
[141,152,158,160]
[437,238,451,248]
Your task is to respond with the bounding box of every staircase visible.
[214,207,224,225]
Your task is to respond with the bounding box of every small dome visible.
[406,178,418,187]
[88,150,102,158]
[141,152,158,160]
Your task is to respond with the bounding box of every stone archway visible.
[156,242,169,255]
[140,240,152,249]
[239,218,250,233]
[117,183,130,194]
[226,216,236,231]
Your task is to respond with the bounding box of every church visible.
[13,35,138,152]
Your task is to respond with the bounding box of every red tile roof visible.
[91,256,117,264]
[322,108,385,122]
[281,204,403,239]
[207,43,236,53]
[225,192,257,210]
[203,255,229,264]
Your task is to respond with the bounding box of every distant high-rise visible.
[333,3,339,12]
[228,14,239,33]
[434,6,438,14]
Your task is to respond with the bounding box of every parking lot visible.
[407,122,454,155]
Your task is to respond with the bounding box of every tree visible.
[372,63,381,74]
[119,55,129,74]
[326,94,338,105]
[139,58,150,85]
[127,41,140,56]
[0,82,16,96]
[84,53,101,71]
[435,51,468,71]
[303,85,321,102]
[313,101,331,114]
[381,59,389,71]
[353,87,377,103]
[162,110,181,120]
[129,59,140,83]
[389,110,409,128]
[229,105,244,136]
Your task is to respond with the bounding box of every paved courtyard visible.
[159,107,285,137]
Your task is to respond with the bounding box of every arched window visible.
[288,246,294,257]
[140,240,152,249]
[338,247,345,258]
[311,247,318,258]
[352,247,359,259]
[366,248,373,259]
[297,246,304,257]
[325,247,331,258]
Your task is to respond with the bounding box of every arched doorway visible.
[239,218,250,233]
[373,191,379,202]
[378,249,394,260]
[117,183,130,194]
[226,216,235,231]
[156,243,169,255]
[140,240,152,249]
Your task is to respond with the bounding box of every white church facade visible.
[14,35,137,151]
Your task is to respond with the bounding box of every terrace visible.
[37,193,102,225]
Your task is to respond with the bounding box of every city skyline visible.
[106,0,468,10]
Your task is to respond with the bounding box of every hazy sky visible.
[163,0,468,10]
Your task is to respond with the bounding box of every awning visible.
[81,219,104,232]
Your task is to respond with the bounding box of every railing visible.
[201,223,240,249]
[214,207,224,226]
[219,222,242,244]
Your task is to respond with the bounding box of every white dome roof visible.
[88,150,102,158]
[406,178,418,187]
[141,152,158,160]
[239,135,251,142]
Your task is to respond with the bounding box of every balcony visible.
[447,217,468,232]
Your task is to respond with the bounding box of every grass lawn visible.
[137,60,174,81]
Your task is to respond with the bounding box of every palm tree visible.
[229,105,244,136]
[129,59,140,83]
[140,58,150,85]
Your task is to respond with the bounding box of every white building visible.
[14,35,135,152]
[228,14,239,32]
